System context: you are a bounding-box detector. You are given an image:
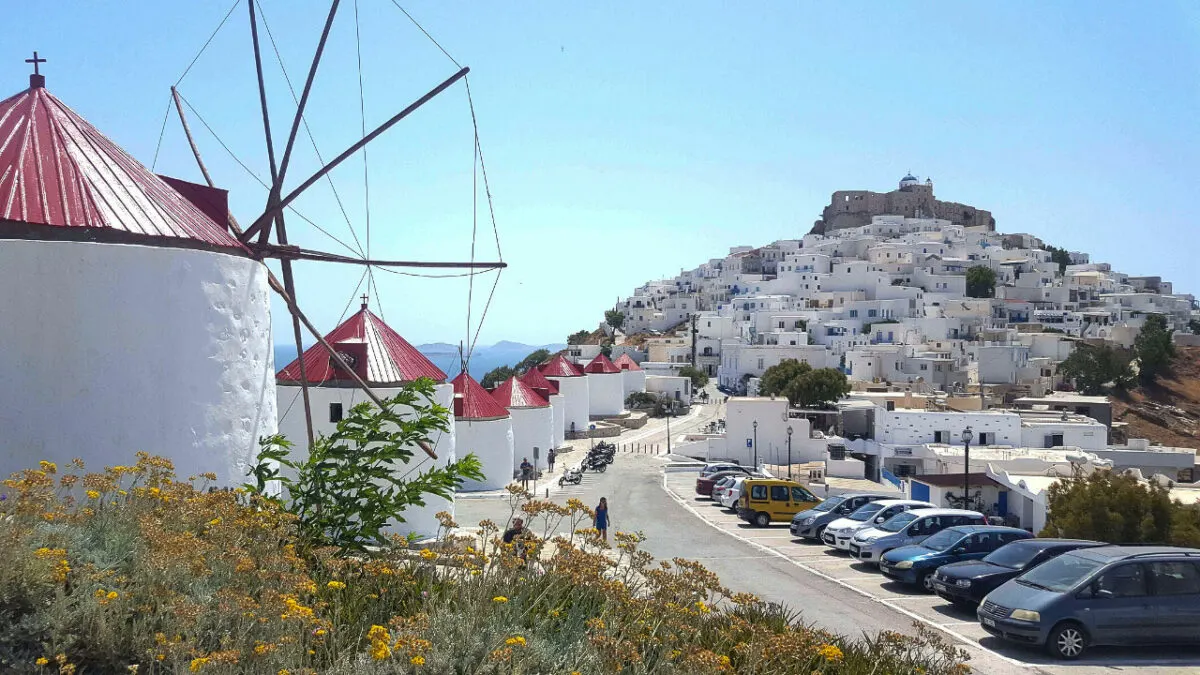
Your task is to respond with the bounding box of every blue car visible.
[879,525,1033,592]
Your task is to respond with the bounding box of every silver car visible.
[848,508,986,564]
[719,476,750,510]
[822,499,934,551]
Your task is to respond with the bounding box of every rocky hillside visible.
[1112,346,1200,448]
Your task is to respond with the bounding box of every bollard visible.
[546,488,549,498]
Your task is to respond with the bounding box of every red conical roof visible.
[277,306,446,385]
[521,367,559,395]
[613,354,642,371]
[583,353,621,374]
[0,81,245,251]
[490,376,549,409]
[539,354,584,377]
[451,372,511,420]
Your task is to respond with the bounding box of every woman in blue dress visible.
[594,497,609,542]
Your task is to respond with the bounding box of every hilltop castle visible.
[812,174,994,234]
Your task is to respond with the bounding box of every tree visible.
[247,378,484,553]
[1041,468,1175,544]
[567,330,592,345]
[1134,313,1176,384]
[1189,319,1200,335]
[600,343,613,358]
[965,265,996,299]
[604,310,625,331]
[792,368,852,408]
[759,359,812,400]
[625,391,658,409]
[758,359,850,408]
[1043,245,1072,274]
[481,365,517,389]
[516,348,551,373]
[1058,343,1135,395]
[678,365,709,390]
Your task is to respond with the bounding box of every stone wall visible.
[813,185,994,234]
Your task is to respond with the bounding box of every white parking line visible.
[661,472,1030,669]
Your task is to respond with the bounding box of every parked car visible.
[822,499,934,551]
[737,479,822,527]
[849,508,986,564]
[710,476,738,503]
[719,477,751,510]
[700,462,751,478]
[932,539,1103,607]
[696,468,753,497]
[789,492,892,540]
[879,526,1033,591]
[978,545,1200,659]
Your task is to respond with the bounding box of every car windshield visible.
[813,496,847,513]
[849,502,886,521]
[1015,553,1106,593]
[982,543,1042,570]
[920,529,962,552]
[878,512,918,533]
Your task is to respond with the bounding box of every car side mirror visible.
[952,546,966,555]
[1096,588,1113,599]
[875,516,886,523]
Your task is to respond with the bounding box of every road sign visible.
[589,424,596,431]
[533,447,540,460]
[746,438,753,448]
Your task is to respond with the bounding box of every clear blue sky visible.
[5,1,1199,349]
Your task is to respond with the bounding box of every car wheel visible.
[814,525,827,540]
[919,572,935,593]
[754,512,771,527]
[1046,622,1088,660]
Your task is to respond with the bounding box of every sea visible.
[272,340,565,381]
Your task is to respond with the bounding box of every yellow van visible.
[738,479,821,527]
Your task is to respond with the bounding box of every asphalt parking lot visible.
[663,471,1200,675]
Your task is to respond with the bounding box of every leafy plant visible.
[604,309,625,331]
[567,330,592,345]
[1133,313,1175,384]
[677,365,709,390]
[1040,467,1200,545]
[481,365,517,389]
[1058,343,1135,395]
[759,359,850,408]
[965,265,996,298]
[247,378,483,553]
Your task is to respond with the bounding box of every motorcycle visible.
[558,467,583,486]
[583,456,608,473]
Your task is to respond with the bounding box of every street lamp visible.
[752,420,759,469]
[961,426,973,509]
[666,398,673,455]
[786,426,794,480]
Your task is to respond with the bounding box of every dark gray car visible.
[789,492,891,540]
[978,545,1200,659]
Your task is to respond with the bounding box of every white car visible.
[719,476,750,509]
[710,476,738,503]
[821,499,934,551]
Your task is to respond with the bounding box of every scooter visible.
[558,467,583,486]
[583,456,608,473]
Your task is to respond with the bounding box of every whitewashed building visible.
[491,376,553,473]
[0,75,277,488]
[613,353,647,401]
[521,367,566,450]
[275,303,455,537]
[583,353,625,416]
[540,355,590,437]
[451,373,514,492]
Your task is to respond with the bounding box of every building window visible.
[894,464,916,477]
[934,430,948,443]
[330,403,344,423]
[829,446,847,461]
[757,358,764,370]
[868,309,878,317]
[1045,433,1065,448]
[849,310,858,318]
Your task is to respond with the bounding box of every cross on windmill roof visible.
[361,293,369,309]
[26,51,46,88]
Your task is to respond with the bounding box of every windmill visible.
[166,0,505,457]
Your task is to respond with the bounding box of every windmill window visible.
[330,403,344,423]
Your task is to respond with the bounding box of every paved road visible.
[455,402,1200,675]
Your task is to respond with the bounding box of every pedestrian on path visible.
[594,497,609,542]
[520,457,533,490]
[547,447,556,473]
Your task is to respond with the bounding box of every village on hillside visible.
[567,174,1200,534]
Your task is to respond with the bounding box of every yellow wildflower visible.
[189,657,209,672]
[492,596,508,603]
[369,642,391,660]
[718,654,731,668]
[504,635,527,648]
[107,591,119,600]
[419,549,436,560]
[410,655,425,666]
[816,644,844,662]
[36,657,49,666]
[326,580,346,590]
[278,671,291,675]
[40,460,57,474]
[207,518,221,526]
[86,490,100,499]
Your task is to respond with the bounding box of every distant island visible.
[273,341,566,381]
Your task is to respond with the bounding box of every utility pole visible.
[690,312,699,366]
[961,426,973,509]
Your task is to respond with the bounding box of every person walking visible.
[594,497,609,542]
[547,447,556,473]
[519,457,533,490]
